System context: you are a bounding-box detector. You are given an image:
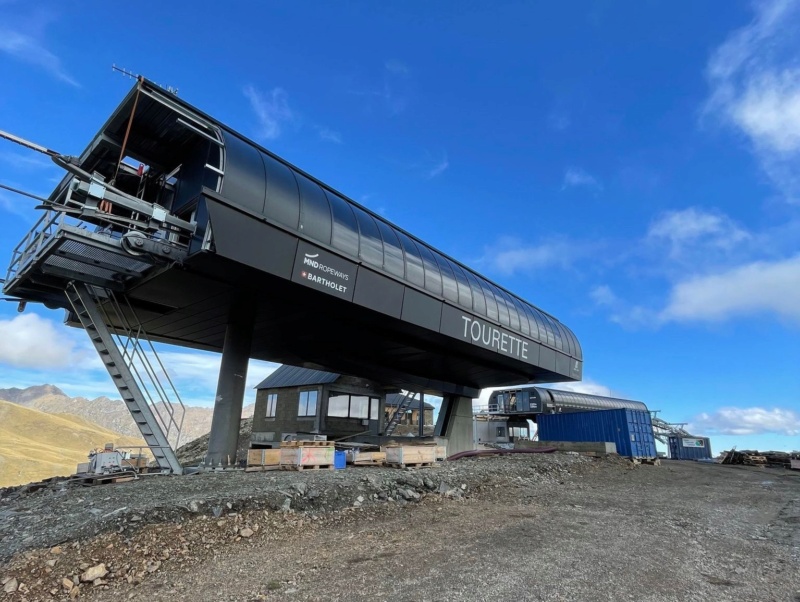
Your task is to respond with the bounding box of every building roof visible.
[386,393,435,410]
[255,365,340,390]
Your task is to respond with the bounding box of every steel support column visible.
[205,294,256,467]
[434,394,475,455]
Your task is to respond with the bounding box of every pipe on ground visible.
[446,447,558,461]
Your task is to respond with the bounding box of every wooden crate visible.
[383,445,436,467]
[353,451,386,465]
[247,448,281,467]
[435,445,447,461]
[280,445,335,469]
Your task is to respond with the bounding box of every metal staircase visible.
[65,281,185,474]
[384,391,418,436]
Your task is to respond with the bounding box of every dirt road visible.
[2,456,798,601]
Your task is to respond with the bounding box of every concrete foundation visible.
[205,295,256,467]
[434,395,475,456]
[516,440,618,454]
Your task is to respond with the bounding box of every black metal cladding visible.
[217,131,581,361]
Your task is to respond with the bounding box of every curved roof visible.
[218,130,581,361]
[538,387,648,412]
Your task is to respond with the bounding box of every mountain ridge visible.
[0,385,255,446]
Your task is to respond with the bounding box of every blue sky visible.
[0,1,798,453]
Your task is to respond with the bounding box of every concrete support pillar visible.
[434,394,475,456]
[205,295,256,467]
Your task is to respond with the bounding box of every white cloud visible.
[0,192,36,221]
[427,153,449,179]
[647,207,751,260]
[689,407,800,436]
[0,27,78,87]
[243,85,294,140]
[660,255,800,323]
[562,167,602,191]
[548,111,571,131]
[704,0,800,200]
[384,60,410,75]
[318,127,342,144]
[590,285,618,307]
[479,236,585,276]
[542,379,614,397]
[0,313,84,368]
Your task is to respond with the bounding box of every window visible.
[327,393,381,419]
[265,393,277,418]
[298,390,318,417]
[496,426,507,438]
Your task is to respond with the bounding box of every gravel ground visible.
[1,455,798,602]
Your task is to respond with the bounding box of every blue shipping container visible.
[667,436,712,460]
[537,408,657,458]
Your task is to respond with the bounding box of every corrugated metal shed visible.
[254,365,340,390]
[668,436,712,460]
[538,408,657,458]
[386,393,434,410]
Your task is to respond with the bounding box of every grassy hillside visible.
[0,400,145,488]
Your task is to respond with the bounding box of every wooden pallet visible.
[386,462,436,469]
[281,463,335,471]
[244,465,282,473]
[353,461,386,467]
[280,441,333,448]
[631,458,661,466]
[79,473,136,486]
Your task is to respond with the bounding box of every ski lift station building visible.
[3,78,582,470]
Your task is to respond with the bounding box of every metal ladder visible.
[384,391,418,436]
[65,281,184,474]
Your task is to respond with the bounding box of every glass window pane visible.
[434,252,459,303]
[522,305,538,340]
[449,262,473,310]
[500,290,521,332]
[262,153,300,230]
[480,282,499,321]
[492,285,510,327]
[328,394,349,417]
[510,297,529,336]
[306,390,318,416]
[352,206,384,267]
[296,174,332,245]
[376,220,405,278]
[370,397,379,420]
[416,244,442,296]
[556,321,572,355]
[541,315,557,348]
[531,309,549,343]
[350,395,369,419]
[298,391,306,416]
[325,191,359,257]
[463,270,487,316]
[397,232,425,287]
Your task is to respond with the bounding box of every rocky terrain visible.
[0,455,798,601]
